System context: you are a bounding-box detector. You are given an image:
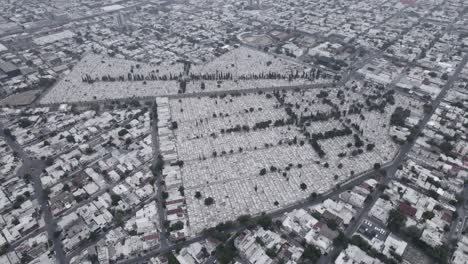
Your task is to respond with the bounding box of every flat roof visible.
[0,60,18,73]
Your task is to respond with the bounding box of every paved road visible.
[38,82,337,108]
[151,101,170,249]
[0,123,68,264]
[448,184,468,244]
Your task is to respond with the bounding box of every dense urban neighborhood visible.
[0,0,468,264]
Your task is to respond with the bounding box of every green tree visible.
[404,226,421,241]
[302,245,321,262]
[66,134,75,143]
[166,253,180,264]
[111,194,122,206]
[326,219,338,230]
[45,157,54,166]
[387,209,407,232]
[256,214,272,229]
[238,214,253,227]
[309,192,318,200]
[215,240,237,264]
[421,211,435,220]
[169,221,184,232]
[300,183,307,190]
[18,118,32,128]
[439,142,453,154]
[204,197,214,206]
[333,232,348,247]
[114,210,126,226]
[265,248,277,258]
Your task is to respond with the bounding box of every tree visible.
[169,221,184,231]
[88,231,98,241]
[259,168,267,175]
[195,191,202,199]
[390,107,410,127]
[43,188,51,199]
[404,226,421,240]
[203,227,229,242]
[350,235,371,251]
[85,147,94,154]
[443,225,450,232]
[309,192,318,200]
[215,240,237,264]
[430,245,450,264]
[421,211,435,220]
[201,247,209,258]
[256,214,272,229]
[265,248,277,258]
[333,232,348,247]
[387,209,406,232]
[311,211,322,220]
[18,118,32,128]
[114,209,126,226]
[151,155,165,177]
[111,194,122,206]
[118,129,128,137]
[373,163,381,170]
[427,189,439,199]
[439,141,453,154]
[87,254,98,264]
[13,195,25,208]
[380,194,390,200]
[238,214,253,227]
[66,134,76,143]
[302,245,321,262]
[215,221,235,232]
[3,128,12,138]
[45,157,54,166]
[204,197,214,206]
[300,183,307,190]
[166,253,181,264]
[326,219,338,230]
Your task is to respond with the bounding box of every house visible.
[382,234,407,258]
[0,59,20,79]
[335,245,383,264]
